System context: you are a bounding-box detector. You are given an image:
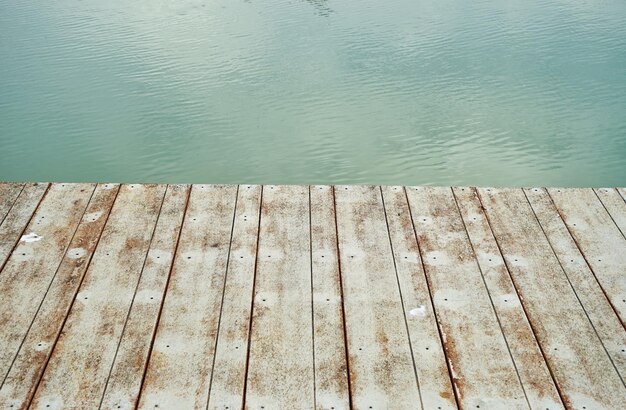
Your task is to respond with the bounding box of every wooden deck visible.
[0,183,625,410]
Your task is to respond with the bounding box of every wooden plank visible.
[138,185,237,409]
[99,185,189,409]
[380,186,456,409]
[548,188,626,324]
[525,187,626,381]
[334,185,421,409]
[206,185,262,410]
[309,185,350,410]
[405,186,526,409]
[0,183,119,408]
[29,184,166,409]
[452,187,563,409]
[478,187,626,409]
[0,183,24,223]
[594,188,626,238]
[0,183,94,381]
[618,187,626,202]
[0,182,23,206]
[244,185,315,408]
[0,183,48,270]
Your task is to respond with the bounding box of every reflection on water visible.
[0,0,625,186]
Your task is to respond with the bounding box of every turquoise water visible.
[1,0,625,186]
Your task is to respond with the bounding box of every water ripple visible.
[1,0,625,186]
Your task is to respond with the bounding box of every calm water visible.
[1,0,625,186]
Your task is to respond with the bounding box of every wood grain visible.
[548,188,626,325]
[0,183,48,270]
[206,185,262,410]
[406,186,527,409]
[335,185,421,409]
[0,183,24,224]
[310,185,350,410]
[138,185,237,409]
[0,183,623,409]
[525,187,626,381]
[244,185,315,409]
[453,187,563,409]
[0,183,119,409]
[0,183,94,384]
[594,188,626,239]
[29,184,165,409]
[100,184,188,409]
[380,186,456,410]
[479,187,626,409]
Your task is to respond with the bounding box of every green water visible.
[1,0,625,186]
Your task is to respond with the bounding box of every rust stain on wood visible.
[0,183,24,223]
[478,187,626,409]
[138,184,237,409]
[28,184,166,409]
[0,183,49,270]
[453,187,563,409]
[0,183,94,391]
[100,184,189,410]
[0,184,624,409]
[406,186,527,409]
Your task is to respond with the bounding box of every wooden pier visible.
[0,182,625,409]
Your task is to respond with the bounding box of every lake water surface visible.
[1,0,625,186]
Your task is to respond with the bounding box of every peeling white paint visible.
[448,359,459,379]
[409,305,427,317]
[20,232,43,243]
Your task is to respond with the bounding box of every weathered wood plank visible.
[0,183,119,408]
[100,185,189,410]
[309,185,350,410]
[405,186,526,409]
[0,183,24,224]
[334,185,421,409]
[206,185,262,410]
[0,183,94,382]
[452,187,563,409]
[138,185,237,409]
[594,188,626,238]
[0,183,624,409]
[0,183,48,270]
[548,188,626,325]
[525,187,626,381]
[29,184,166,409]
[478,187,626,409]
[244,185,315,408]
[380,186,456,409]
